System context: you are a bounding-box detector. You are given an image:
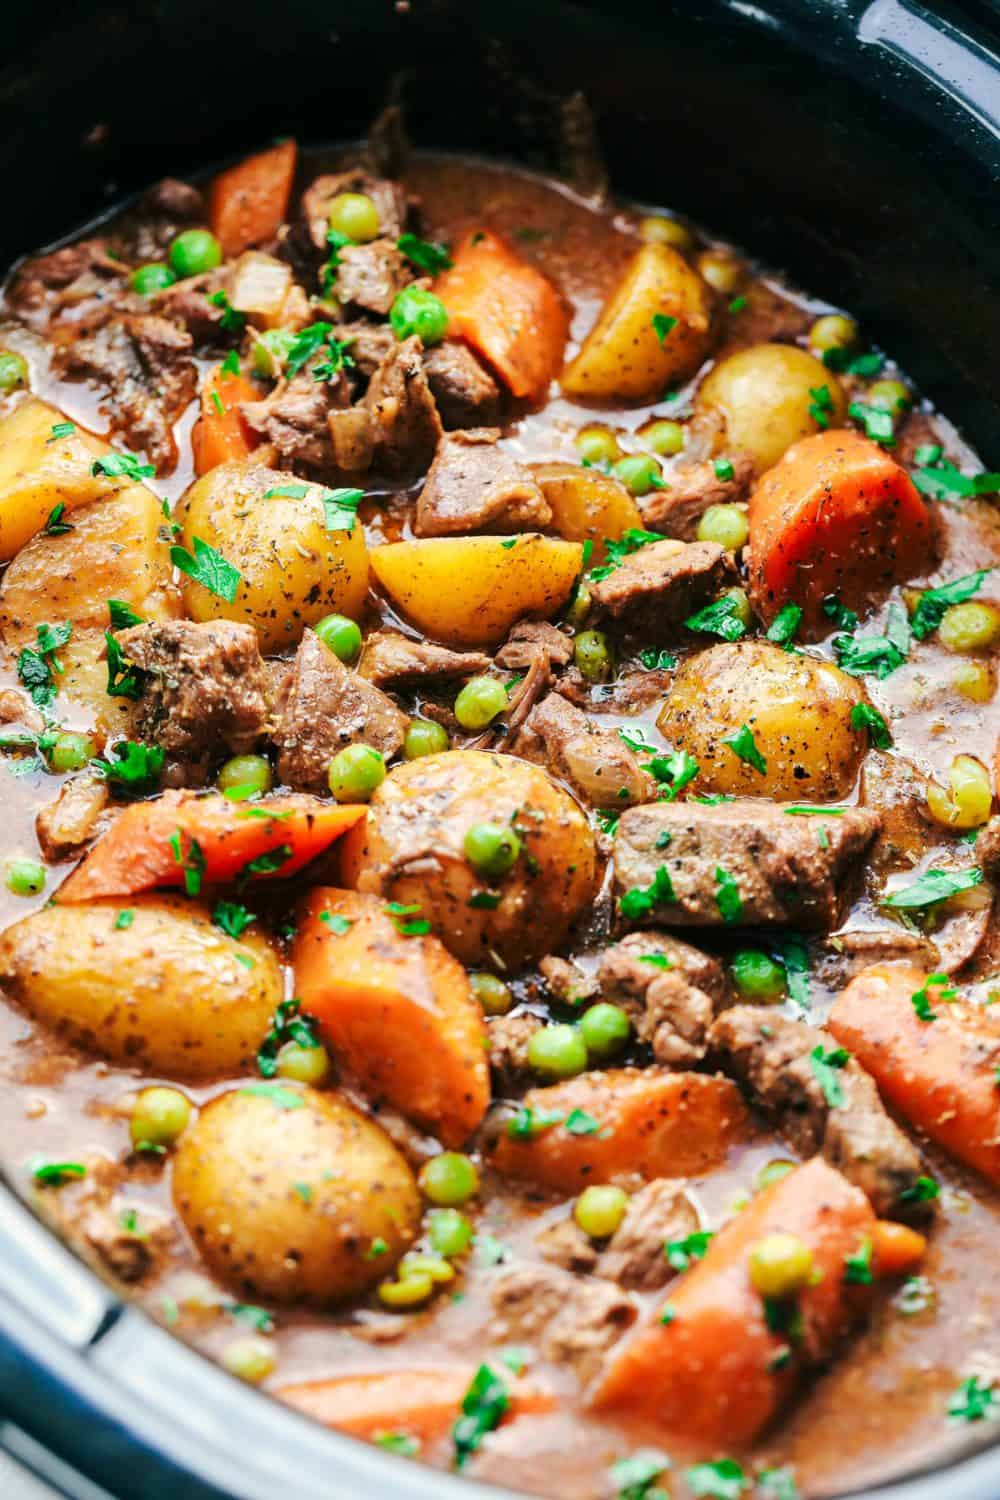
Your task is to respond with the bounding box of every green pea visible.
[427,1207,474,1258]
[47,731,96,773]
[579,1002,631,1060]
[527,1023,588,1080]
[809,313,858,354]
[130,263,177,297]
[0,351,29,393]
[754,1159,796,1195]
[5,857,46,897]
[168,228,223,278]
[314,612,362,664]
[464,821,520,879]
[217,754,273,800]
[327,191,381,244]
[641,419,685,456]
[404,718,450,760]
[563,583,592,630]
[328,743,386,803]
[697,503,749,551]
[748,1232,815,1298]
[573,629,613,684]
[251,328,298,379]
[574,425,621,466]
[613,453,663,497]
[574,1185,629,1239]
[454,676,508,732]
[731,948,786,1000]
[469,972,513,1016]
[419,1152,479,1206]
[221,1336,275,1383]
[389,286,449,346]
[275,1041,331,1086]
[130,1086,191,1150]
[868,378,911,413]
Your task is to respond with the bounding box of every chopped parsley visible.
[17,621,72,709]
[652,313,677,344]
[207,288,246,334]
[833,601,910,679]
[238,844,292,881]
[723,723,767,775]
[638,647,678,671]
[822,594,858,632]
[784,805,847,816]
[809,1044,850,1106]
[227,1303,275,1333]
[47,421,77,442]
[843,1236,874,1285]
[220,349,241,377]
[620,865,676,920]
[469,890,501,909]
[899,1175,940,1205]
[238,1082,304,1110]
[374,1432,420,1457]
[168,830,205,897]
[639,953,672,970]
[43,502,73,536]
[596,809,621,837]
[684,593,747,642]
[910,569,991,640]
[212,900,255,939]
[506,1106,565,1139]
[91,451,155,482]
[714,866,743,923]
[611,1448,671,1500]
[365,1238,389,1260]
[912,458,1000,502]
[385,900,431,936]
[589,528,666,583]
[565,1109,602,1136]
[263,483,310,500]
[765,604,802,648]
[728,295,747,313]
[685,1459,748,1500]
[849,399,895,446]
[910,973,956,1022]
[821,347,883,377]
[321,486,364,533]
[645,748,699,802]
[114,909,135,930]
[105,632,144,699]
[32,1160,86,1186]
[882,866,982,910]
[948,1375,998,1424]
[756,1467,800,1500]
[397,232,453,274]
[107,598,144,629]
[452,1364,510,1468]
[170,536,241,602]
[286,322,348,379]
[778,935,810,1015]
[807,384,834,429]
[320,910,353,935]
[94,739,164,790]
[850,701,892,747]
[665,1230,713,1272]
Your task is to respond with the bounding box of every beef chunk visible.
[598,931,727,1066]
[59,313,197,472]
[590,539,731,640]
[142,177,204,221]
[242,368,349,469]
[820,926,941,987]
[335,240,413,316]
[363,335,442,473]
[977,817,1000,880]
[710,1005,928,1217]
[414,429,551,537]
[156,273,229,344]
[599,1179,699,1289]
[489,1265,636,1384]
[275,629,407,793]
[300,170,408,252]
[495,621,574,673]
[614,799,880,930]
[486,1012,543,1094]
[423,341,501,429]
[515,692,654,808]
[35,772,112,863]
[359,629,490,688]
[860,750,933,880]
[9,239,123,317]
[116,620,271,760]
[534,1216,601,1275]
[338,321,396,378]
[539,955,599,1006]
[640,453,756,538]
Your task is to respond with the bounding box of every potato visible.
[532,462,643,563]
[341,749,598,968]
[177,460,368,653]
[696,343,847,471]
[0,398,134,562]
[0,896,281,1078]
[656,640,867,800]
[173,1085,420,1304]
[561,243,714,402]
[0,481,178,721]
[369,534,583,648]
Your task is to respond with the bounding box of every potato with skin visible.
[0,398,138,563]
[532,462,643,563]
[340,750,599,968]
[561,243,714,401]
[657,640,868,800]
[696,343,847,471]
[0,896,281,1079]
[177,460,368,653]
[369,534,583,648]
[173,1086,421,1304]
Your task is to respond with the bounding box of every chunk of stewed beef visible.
[358,630,490,688]
[597,930,729,1065]
[241,366,350,469]
[514,692,655,809]
[335,240,414,317]
[639,452,756,538]
[422,341,501,429]
[613,799,880,930]
[414,428,551,537]
[363,335,442,473]
[710,1005,929,1217]
[536,1178,699,1291]
[489,1264,636,1384]
[589,539,732,641]
[300,170,409,252]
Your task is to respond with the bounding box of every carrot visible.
[873,1219,927,1276]
[490,1068,749,1192]
[829,962,1000,1186]
[190,364,262,476]
[208,139,298,258]
[747,428,933,631]
[434,230,569,402]
[56,792,365,903]
[592,1158,876,1446]
[293,889,490,1146]
[277,1365,553,1446]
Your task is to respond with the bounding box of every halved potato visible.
[696,343,847,471]
[561,243,715,401]
[177,460,369,653]
[533,462,643,563]
[369,534,583,648]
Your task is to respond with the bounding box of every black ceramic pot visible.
[1,3,999,1496]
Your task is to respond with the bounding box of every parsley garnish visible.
[47,421,76,442]
[620,865,676,920]
[652,314,677,344]
[452,1364,510,1468]
[843,1236,874,1285]
[899,1175,940,1204]
[506,1106,565,1139]
[639,953,672,970]
[286,321,335,377]
[714,866,743,923]
[784,805,846,816]
[728,295,747,313]
[469,890,501,909]
[239,844,292,881]
[596,810,621,836]
[168,830,205,896]
[882,866,982,909]
[645,748,699,801]
[207,289,246,334]
[398,233,453,274]
[385,900,431,936]
[910,569,991,639]
[685,593,747,642]
[833,601,910,679]
[565,1108,602,1136]
[375,1432,420,1457]
[912,458,1000,502]
[809,1044,850,1106]
[32,1160,86,1186]
[107,598,144,629]
[822,595,858,632]
[105,631,143,699]
[611,1449,671,1500]
[665,1230,713,1272]
[239,1082,304,1110]
[114,909,135,930]
[685,1459,749,1500]
[171,536,241,602]
[948,1375,998,1424]
[94,740,164,791]
[588,528,666,583]
[849,399,895,446]
[910,973,957,1022]
[765,604,802,648]
[808,384,834,429]
[638,647,678,670]
[321,486,364,533]
[756,1466,800,1500]
[320,910,353,935]
[850,701,892,747]
[821,347,883,377]
[220,349,241,378]
[227,1303,275,1333]
[91,451,155,482]
[17,621,72,709]
[723,723,767,775]
[212,900,255,939]
[43,502,73,536]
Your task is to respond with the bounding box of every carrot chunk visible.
[434,230,569,402]
[490,1068,749,1191]
[293,888,490,1146]
[592,1157,876,1446]
[56,791,365,902]
[208,139,297,258]
[873,1219,927,1276]
[190,363,261,475]
[829,962,1000,1186]
[747,428,933,631]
